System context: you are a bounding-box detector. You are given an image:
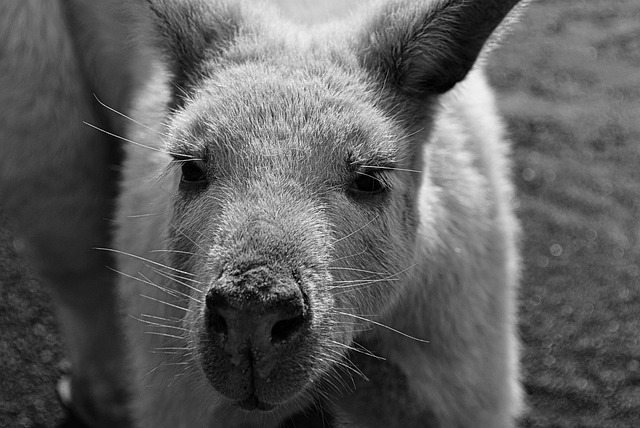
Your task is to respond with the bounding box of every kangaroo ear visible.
[145,0,243,105]
[357,0,523,98]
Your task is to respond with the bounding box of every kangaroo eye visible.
[350,172,386,195]
[180,160,207,185]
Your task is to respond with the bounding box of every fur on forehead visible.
[153,0,523,169]
[165,57,407,167]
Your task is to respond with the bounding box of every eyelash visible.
[349,170,389,196]
[171,155,208,189]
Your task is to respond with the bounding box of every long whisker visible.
[93,94,168,137]
[331,281,400,295]
[328,266,389,275]
[333,214,380,245]
[332,277,396,285]
[327,340,385,361]
[143,331,185,340]
[83,121,179,156]
[333,262,418,277]
[140,294,190,312]
[322,349,368,385]
[171,225,208,254]
[95,247,196,277]
[108,266,198,304]
[147,265,201,284]
[403,126,426,140]
[140,314,183,324]
[130,315,190,332]
[331,249,369,263]
[150,249,197,256]
[149,268,203,295]
[359,165,422,174]
[125,212,163,218]
[138,272,200,303]
[331,311,429,343]
[172,81,191,99]
[317,354,366,384]
[331,262,419,289]
[153,347,192,351]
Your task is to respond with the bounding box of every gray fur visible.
[117,0,523,426]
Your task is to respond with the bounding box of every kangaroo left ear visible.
[357,0,524,98]
[144,0,244,107]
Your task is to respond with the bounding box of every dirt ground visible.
[1,0,639,426]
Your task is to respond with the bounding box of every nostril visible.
[271,314,305,344]
[208,308,228,336]
[205,289,229,336]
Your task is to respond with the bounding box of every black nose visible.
[206,287,306,346]
[204,268,308,375]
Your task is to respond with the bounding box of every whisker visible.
[147,266,201,285]
[171,225,208,254]
[327,339,385,361]
[172,81,191,99]
[331,262,419,290]
[360,165,422,174]
[92,94,168,137]
[331,282,399,296]
[154,347,192,351]
[140,314,183,324]
[333,214,380,245]
[140,294,190,312]
[95,247,196,277]
[147,269,203,296]
[317,355,366,383]
[403,125,426,140]
[144,331,185,340]
[144,363,162,379]
[332,249,369,263]
[130,315,190,332]
[150,249,197,256]
[126,212,162,218]
[321,350,367,386]
[331,311,429,343]
[331,277,395,285]
[328,266,388,275]
[83,121,179,156]
[355,171,379,180]
[111,267,199,304]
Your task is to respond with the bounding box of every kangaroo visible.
[115,0,525,426]
[0,0,524,427]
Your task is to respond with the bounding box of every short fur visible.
[0,0,524,427]
[117,0,523,426]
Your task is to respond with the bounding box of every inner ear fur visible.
[357,0,524,98]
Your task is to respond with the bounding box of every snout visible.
[199,265,313,410]
[205,268,308,376]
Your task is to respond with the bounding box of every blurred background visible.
[1,0,639,426]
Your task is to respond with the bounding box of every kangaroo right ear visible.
[357,0,523,100]
[144,0,243,106]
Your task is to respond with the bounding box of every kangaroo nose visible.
[206,287,306,347]
[204,268,308,375]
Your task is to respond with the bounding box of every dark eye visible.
[350,172,386,195]
[180,160,207,185]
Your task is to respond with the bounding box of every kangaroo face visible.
[164,58,422,409]
[138,0,522,416]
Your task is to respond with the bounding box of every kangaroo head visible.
[145,0,520,412]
